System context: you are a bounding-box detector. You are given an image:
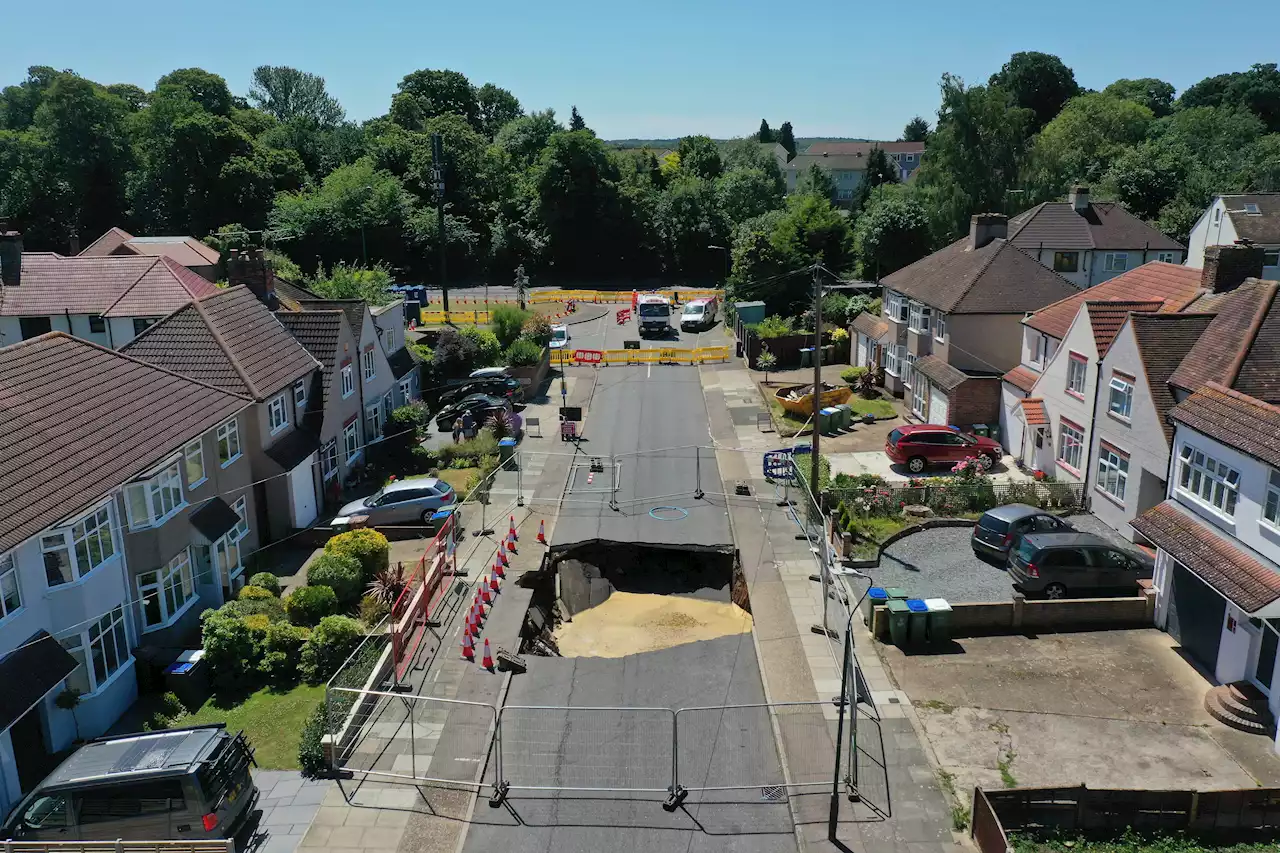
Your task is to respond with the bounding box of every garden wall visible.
[508,345,550,392]
[742,328,818,369]
[871,589,1155,641]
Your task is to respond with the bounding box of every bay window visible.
[183,439,206,488]
[885,345,901,377]
[1178,445,1239,516]
[125,461,185,529]
[908,302,932,334]
[934,312,946,342]
[61,605,130,694]
[138,549,196,630]
[41,504,117,587]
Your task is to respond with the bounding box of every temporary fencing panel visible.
[675,703,831,793]
[391,514,457,681]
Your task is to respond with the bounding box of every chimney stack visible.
[1200,244,1265,294]
[968,213,1008,251]
[1069,186,1090,213]
[0,219,21,288]
[227,247,278,311]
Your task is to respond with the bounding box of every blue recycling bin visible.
[864,586,888,626]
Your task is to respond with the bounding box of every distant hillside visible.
[606,137,875,150]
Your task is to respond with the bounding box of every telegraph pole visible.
[810,263,823,498]
[432,133,449,313]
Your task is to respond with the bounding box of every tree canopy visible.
[249,66,344,126]
[989,51,1081,130]
[901,116,930,142]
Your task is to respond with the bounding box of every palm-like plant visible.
[487,408,516,440]
[366,564,410,607]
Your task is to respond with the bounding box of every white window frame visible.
[124,460,186,530]
[904,153,915,163]
[217,419,241,467]
[902,353,917,389]
[1107,372,1134,420]
[884,345,900,378]
[398,377,413,402]
[232,497,249,542]
[1029,334,1046,368]
[0,552,22,621]
[1057,419,1085,473]
[267,393,289,435]
[1178,444,1240,517]
[1264,470,1280,530]
[908,302,932,335]
[1103,252,1129,272]
[1156,251,1177,263]
[212,534,243,588]
[183,439,206,489]
[934,312,946,343]
[321,439,339,481]
[341,364,355,398]
[61,605,130,696]
[138,549,196,632]
[344,420,361,463]
[293,378,308,410]
[1066,352,1087,397]
[42,503,118,588]
[1096,445,1130,502]
[366,403,383,441]
[362,348,376,382]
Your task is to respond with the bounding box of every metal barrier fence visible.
[549,346,730,367]
[391,512,458,681]
[675,702,833,794]
[530,288,723,305]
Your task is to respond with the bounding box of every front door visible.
[10,704,50,793]
[1251,621,1279,694]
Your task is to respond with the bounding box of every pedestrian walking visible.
[452,417,463,443]
[461,411,476,440]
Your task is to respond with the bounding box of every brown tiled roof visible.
[1003,364,1040,393]
[273,278,321,309]
[1019,398,1049,426]
[1086,300,1163,357]
[123,286,320,400]
[851,311,890,341]
[1221,194,1280,245]
[1126,313,1216,444]
[297,298,366,337]
[0,253,219,317]
[882,237,1078,314]
[277,310,347,408]
[914,355,968,392]
[78,227,134,257]
[1169,280,1280,400]
[0,333,250,554]
[1007,201,1184,251]
[1024,262,1204,340]
[1168,383,1280,467]
[1132,500,1280,614]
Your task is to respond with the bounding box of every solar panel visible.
[111,732,188,773]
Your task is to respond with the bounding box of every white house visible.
[1185,194,1280,279]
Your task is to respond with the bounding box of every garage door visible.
[856,336,868,367]
[1166,564,1225,673]
[928,384,949,425]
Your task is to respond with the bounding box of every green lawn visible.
[436,467,479,494]
[845,395,897,419]
[182,684,326,770]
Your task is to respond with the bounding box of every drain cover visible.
[761,785,784,801]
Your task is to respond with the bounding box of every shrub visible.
[521,313,553,347]
[260,623,311,686]
[200,608,259,688]
[307,553,363,605]
[286,585,338,627]
[491,304,532,349]
[752,315,796,339]
[437,431,498,467]
[239,585,275,601]
[486,408,517,440]
[144,691,190,730]
[300,616,364,683]
[505,337,542,367]
[841,366,867,386]
[221,596,287,623]
[324,529,390,582]
[366,564,409,607]
[298,703,328,778]
[359,594,390,626]
[432,328,478,378]
[248,573,281,596]
[458,325,502,367]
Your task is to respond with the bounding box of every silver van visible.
[2,725,257,843]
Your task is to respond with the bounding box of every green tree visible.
[676,134,723,180]
[901,116,930,142]
[249,65,344,126]
[1179,64,1280,131]
[1028,93,1154,200]
[1102,78,1176,117]
[154,67,234,116]
[0,66,60,130]
[854,146,899,211]
[393,69,479,131]
[105,83,147,112]
[715,167,783,223]
[853,184,932,279]
[757,119,774,143]
[569,105,587,131]
[1243,134,1280,191]
[777,121,797,160]
[475,83,523,140]
[1098,142,1189,220]
[796,163,836,201]
[729,194,853,314]
[493,108,563,167]
[989,51,1080,130]
[309,261,396,304]
[656,173,729,276]
[533,129,623,276]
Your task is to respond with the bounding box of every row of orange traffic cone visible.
[460,518,549,668]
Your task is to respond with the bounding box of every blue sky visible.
[5,0,1279,141]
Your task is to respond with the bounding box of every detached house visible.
[79,227,221,283]
[0,334,255,815]
[1006,186,1185,287]
[855,213,1077,431]
[1186,194,1280,280]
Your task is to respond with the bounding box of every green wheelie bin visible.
[887,599,910,647]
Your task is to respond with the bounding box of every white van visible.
[637,294,673,337]
[680,297,718,330]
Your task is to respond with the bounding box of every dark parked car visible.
[884,424,1003,474]
[438,377,524,406]
[971,504,1073,561]
[1007,532,1154,599]
[435,394,511,431]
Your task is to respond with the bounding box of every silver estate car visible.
[338,477,456,525]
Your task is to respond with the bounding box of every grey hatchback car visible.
[338,477,456,525]
[1008,532,1154,599]
[971,504,1073,561]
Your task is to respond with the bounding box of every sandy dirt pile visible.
[554,592,752,658]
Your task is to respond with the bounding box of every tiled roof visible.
[1024,262,1205,340]
[1002,365,1040,393]
[1168,383,1280,468]
[1007,201,1184,251]
[0,333,250,554]
[277,310,347,408]
[1220,194,1280,245]
[1019,398,1049,426]
[1126,313,1216,444]
[882,237,1078,314]
[914,355,968,392]
[1132,500,1280,614]
[123,286,320,400]
[1086,300,1163,357]
[273,278,321,309]
[387,346,421,380]
[297,298,366,337]
[78,227,134,257]
[1169,280,1280,400]
[0,253,219,317]
[851,312,890,341]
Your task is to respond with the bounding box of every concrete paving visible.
[243,771,333,853]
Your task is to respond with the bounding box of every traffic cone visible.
[475,600,486,621]
[469,607,481,636]
[506,531,517,554]
[489,573,500,592]
[481,582,493,605]
[536,519,547,544]
[498,546,509,568]
[509,515,518,541]
[481,638,494,670]
[462,630,474,660]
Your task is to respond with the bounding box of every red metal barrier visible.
[391,513,457,681]
[616,308,631,324]
[574,349,604,364]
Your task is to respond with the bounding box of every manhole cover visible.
[761,785,784,801]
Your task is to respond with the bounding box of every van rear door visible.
[191,732,256,838]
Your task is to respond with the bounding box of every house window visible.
[61,605,130,695]
[321,440,339,480]
[1053,252,1079,273]
[1103,253,1128,272]
[1156,251,1177,263]
[1244,203,1261,215]
[911,377,927,418]
[341,364,355,398]
[902,353,917,388]
[1213,208,1222,224]
[362,348,376,382]
[1096,444,1130,501]
[1029,333,1046,368]
[1066,353,1087,397]
[212,534,242,588]
[344,420,361,463]
[293,378,308,409]
[88,315,106,334]
[366,403,383,441]
[42,504,117,587]
[886,293,908,324]
[904,153,915,163]
[1264,250,1280,268]
[1057,419,1085,472]
[0,552,22,619]
[1264,470,1280,528]
[217,419,241,467]
[138,549,195,631]
[934,313,946,343]
[1178,444,1240,516]
[908,302,932,334]
[132,318,156,336]
[399,377,413,402]
[183,439,206,488]
[267,393,289,435]
[125,461,185,529]
[1108,373,1134,420]
[232,497,250,542]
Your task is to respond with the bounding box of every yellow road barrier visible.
[549,345,729,367]
[530,289,724,305]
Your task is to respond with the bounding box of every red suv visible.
[885,425,1003,474]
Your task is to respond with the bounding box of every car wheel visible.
[978,454,995,470]
[907,456,927,473]
[420,509,434,524]
[1043,582,1067,599]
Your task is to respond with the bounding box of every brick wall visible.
[871,590,1155,641]
[948,376,1002,432]
[1201,244,1265,294]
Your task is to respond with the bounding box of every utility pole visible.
[432,133,449,313]
[810,263,823,499]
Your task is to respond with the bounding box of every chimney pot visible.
[1200,244,1265,294]
[968,213,1008,251]
[1069,186,1091,213]
[226,245,278,310]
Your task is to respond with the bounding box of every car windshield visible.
[552,328,567,340]
[639,303,669,317]
[366,488,386,504]
[978,514,1010,534]
[956,432,975,444]
[685,305,703,315]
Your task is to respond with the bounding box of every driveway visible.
[829,450,1034,484]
